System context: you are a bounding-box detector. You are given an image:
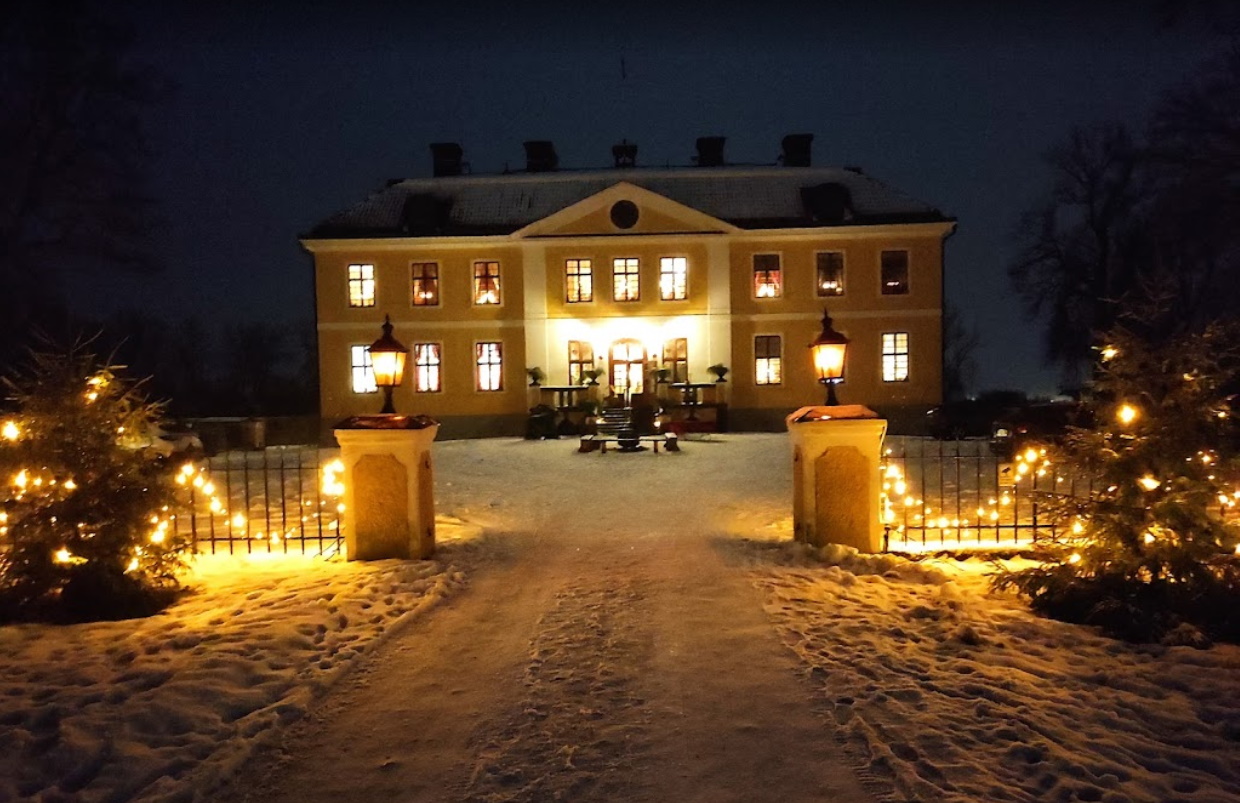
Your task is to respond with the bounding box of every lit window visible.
[882,332,910,382]
[411,262,439,306]
[663,338,688,383]
[473,261,501,305]
[476,341,503,391]
[414,343,441,392]
[753,254,782,298]
[566,259,593,303]
[348,264,375,308]
[568,340,595,384]
[659,257,687,301]
[350,345,377,393]
[613,258,640,301]
[610,340,645,393]
[816,252,844,297]
[881,251,909,295]
[755,335,782,385]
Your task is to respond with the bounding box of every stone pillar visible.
[786,405,887,552]
[333,417,439,560]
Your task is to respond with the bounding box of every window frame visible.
[473,260,502,306]
[410,261,440,307]
[662,338,688,383]
[880,250,910,296]
[659,256,688,301]
[413,342,442,393]
[881,332,910,383]
[565,258,593,303]
[754,334,783,386]
[612,257,641,302]
[347,263,376,308]
[475,341,504,392]
[752,253,783,299]
[567,340,595,385]
[349,344,377,394]
[815,251,845,297]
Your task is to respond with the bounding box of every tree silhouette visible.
[0,1,165,369]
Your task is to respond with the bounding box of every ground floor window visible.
[414,343,441,392]
[882,332,910,382]
[663,338,688,382]
[476,341,503,391]
[610,339,645,393]
[754,335,782,385]
[350,345,377,393]
[568,340,595,385]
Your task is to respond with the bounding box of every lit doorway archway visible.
[610,339,646,396]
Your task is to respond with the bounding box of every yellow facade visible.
[306,177,954,437]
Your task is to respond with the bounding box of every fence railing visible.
[880,436,1098,553]
[173,446,343,556]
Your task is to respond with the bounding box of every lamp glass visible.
[812,341,847,382]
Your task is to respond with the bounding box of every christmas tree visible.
[0,343,190,620]
[995,306,1240,643]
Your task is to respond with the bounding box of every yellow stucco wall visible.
[308,203,951,434]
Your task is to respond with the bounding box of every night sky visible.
[88,1,1218,394]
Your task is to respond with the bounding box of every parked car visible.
[926,391,1028,440]
[990,401,1089,460]
[123,422,204,459]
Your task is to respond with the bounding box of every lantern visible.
[809,308,850,406]
[368,315,409,415]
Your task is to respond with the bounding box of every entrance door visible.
[610,339,646,396]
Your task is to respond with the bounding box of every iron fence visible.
[173,446,343,556]
[881,436,1097,553]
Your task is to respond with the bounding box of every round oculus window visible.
[610,200,639,229]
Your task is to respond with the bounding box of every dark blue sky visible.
[93,1,1217,394]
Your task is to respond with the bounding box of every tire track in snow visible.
[463,577,652,802]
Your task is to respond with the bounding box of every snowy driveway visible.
[221,434,877,803]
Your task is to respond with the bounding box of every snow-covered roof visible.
[304,165,952,239]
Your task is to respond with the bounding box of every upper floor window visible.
[566,259,593,303]
[476,341,503,391]
[754,335,782,385]
[568,340,595,385]
[474,261,501,305]
[350,345,377,393]
[613,258,640,302]
[348,264,376,308]
[882,332,910,382]
[413,343,442,392]
[659,257,688,301]
[411,262,439,306]
[753,254,782,298]
[816,252,845,297]
[663,338,688,383]
[881,250,909,295]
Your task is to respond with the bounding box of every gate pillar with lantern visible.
[333,314,439,560]
[786,406,887,552]
[334,418,439,560]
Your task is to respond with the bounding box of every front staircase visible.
[596,406,633,437]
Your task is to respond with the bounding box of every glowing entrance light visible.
[368,315,409,415]
[809,308,849,406]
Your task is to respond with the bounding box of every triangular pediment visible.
[513,182,739,238]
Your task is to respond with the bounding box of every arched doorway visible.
[609,339,646,396]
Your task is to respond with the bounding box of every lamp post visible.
[809,308,850,406]
[368,315,409,415]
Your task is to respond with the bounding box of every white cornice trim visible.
[512,181,742,238]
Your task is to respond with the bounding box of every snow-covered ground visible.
[3,434,1239,802]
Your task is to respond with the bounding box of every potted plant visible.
[527,366,545,387]
[653,367,672,384]
[582,367,604,386]
[708,363,729,382]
